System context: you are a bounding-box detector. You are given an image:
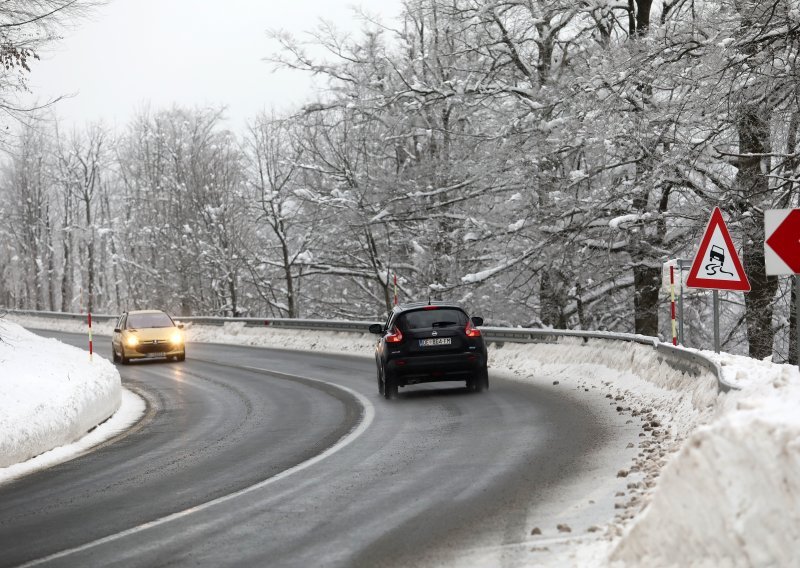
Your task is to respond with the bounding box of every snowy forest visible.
[0,0,799,362]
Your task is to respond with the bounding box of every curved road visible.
[0,331,625,567]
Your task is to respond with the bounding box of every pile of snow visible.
[0,389,144,486]
[0,321,121,468]
[188,322,376,356]
[610,352,800,567]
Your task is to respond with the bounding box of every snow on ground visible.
[610,351,800,568]
[0,389,145,486]
[0,321,124,471]
[5,314,800,566]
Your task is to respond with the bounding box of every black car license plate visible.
[419,337,452,347]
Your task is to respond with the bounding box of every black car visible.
[369,302,489,399]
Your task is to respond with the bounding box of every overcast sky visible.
[25,0,400,132]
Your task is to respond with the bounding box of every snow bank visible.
[490,339,718,426]
[0,321,121,468]
[611,353,800,567]
[187,321,376,356]
[0,389,143,486]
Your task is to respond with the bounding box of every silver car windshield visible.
[127,313,174,329]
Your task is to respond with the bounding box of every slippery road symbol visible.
[704,245,733,276]
[685,207,750,291]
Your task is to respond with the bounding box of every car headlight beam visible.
[171,331,183,344]
[126,335,139,347]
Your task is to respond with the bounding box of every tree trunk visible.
[278,220,296,318]
[633,265,660,336]
[540,271,566,328]
[45,211,56,311]
[84,198,95,314]
[737,107,779,359]
[61,198,72,312]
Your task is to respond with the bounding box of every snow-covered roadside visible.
[0,389,145,486]
[6,314,800,566]
[609,352,800,567]
[0,321,128,478]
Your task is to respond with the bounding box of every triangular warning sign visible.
[686,207,750,291]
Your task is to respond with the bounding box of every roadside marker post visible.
[764,209,800,367]
[686,208,751,353]
[670,265,677,346]
[663,259,689,345]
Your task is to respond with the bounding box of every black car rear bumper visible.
[385,352,486,384]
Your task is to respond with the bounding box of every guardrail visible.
[2,308,733,392]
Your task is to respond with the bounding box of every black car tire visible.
[377,365,385,396]
[383,372,398,400]
[177,351,186,362]
[112,347,119,363]
[473,367,489,393]
[120,347,130,365]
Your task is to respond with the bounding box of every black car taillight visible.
[465,320,481,338]
[386,326,404,343]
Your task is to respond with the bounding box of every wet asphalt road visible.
[0,331,610,567]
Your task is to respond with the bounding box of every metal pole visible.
[713,290,720,353]
[796,275,799,370]
[670,265,677,345]
[678,272,685,345]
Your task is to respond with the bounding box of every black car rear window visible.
[127,312,174,329]
[400,309,468,330]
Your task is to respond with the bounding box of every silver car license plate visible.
[146,352,165,358]
[419,337,451,347]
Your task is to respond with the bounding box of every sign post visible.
[670,265,677,345]
[662,259,680,344]
[686,208,751,353]
[712,291,720,353]
[764,209,800,367]
[677,258,691,344]
[663,258,691,345]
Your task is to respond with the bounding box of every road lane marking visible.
[18,366,375,567]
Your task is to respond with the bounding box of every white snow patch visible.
[508,219,525,232]
[294,250,313,264]
[610,351,800,568]
[609,214,641,230]
[411,240,427,255]
[0,388,144,486]
[0,321,122,468]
